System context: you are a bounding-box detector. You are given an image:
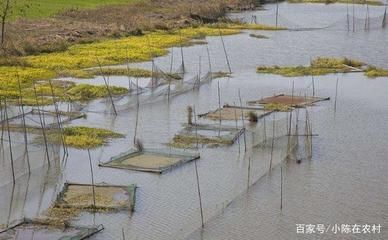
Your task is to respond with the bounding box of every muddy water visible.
[1,3,388,240]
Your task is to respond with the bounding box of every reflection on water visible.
[1,3,388,240]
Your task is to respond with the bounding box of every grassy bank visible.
[12,0,139,19]
[288,0,383,5]
[0,26,243,104]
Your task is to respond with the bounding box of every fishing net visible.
[55,183,136,212]
[0,220,103,240]
[242,8,387,32]
[170,123,245,149]
[0,104,64,184]
[100,148,200,173]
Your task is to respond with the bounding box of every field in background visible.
[13,0,138,19]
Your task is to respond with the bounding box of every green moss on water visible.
[257,57,365,77]
[46,126,124,149]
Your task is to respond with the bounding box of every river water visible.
[0,3,387,240]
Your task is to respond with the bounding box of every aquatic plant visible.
[249,33,269,39]
[257,57,365,77]
[264,103,292,112]
[247,111,258,122]
[66,84,128,101]
[87,67,153,77]
[365,66,388,78]
[40,126,124,149]
[169,134,232,148]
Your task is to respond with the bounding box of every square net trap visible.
[100,148,200,173]
[55,183,136,212]
[248,94,330,108]
[0,219,103,240]
[170,124,245,148]
[199,105,272,121]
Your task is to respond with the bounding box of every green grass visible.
[12,0,138,19]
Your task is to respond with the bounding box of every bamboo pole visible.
[312,76,315,97]
[134,78,140,145]
[96,57,117,115]
[88,149,96,208]
[247,157,251,190]
[193,106,199,149]
[352,0,355,32]
[233,102,241,154]
[194,157,204,228]
[179,29,185,74]
[48,79,67,156]
[280,158,283,211]
[33,81,50,166]
[122,228,126,240]
[218,27,232,74]
[169,47,174,73]
[238,90,247,152]
[4,99,15,183]
[217,81,222,136]
[206,46,212,80]
[16,75,31,173]
[192,105,203,227]
[275,0,279,28]
[269,114,275,172]
[347,0,350,31]
[334,77,339,113]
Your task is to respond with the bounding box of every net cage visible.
[0,103,66,184]
[100,148,200,173]
[240,8,388,32]
[0,219,103,240]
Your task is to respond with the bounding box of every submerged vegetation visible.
[257,57,366,77]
